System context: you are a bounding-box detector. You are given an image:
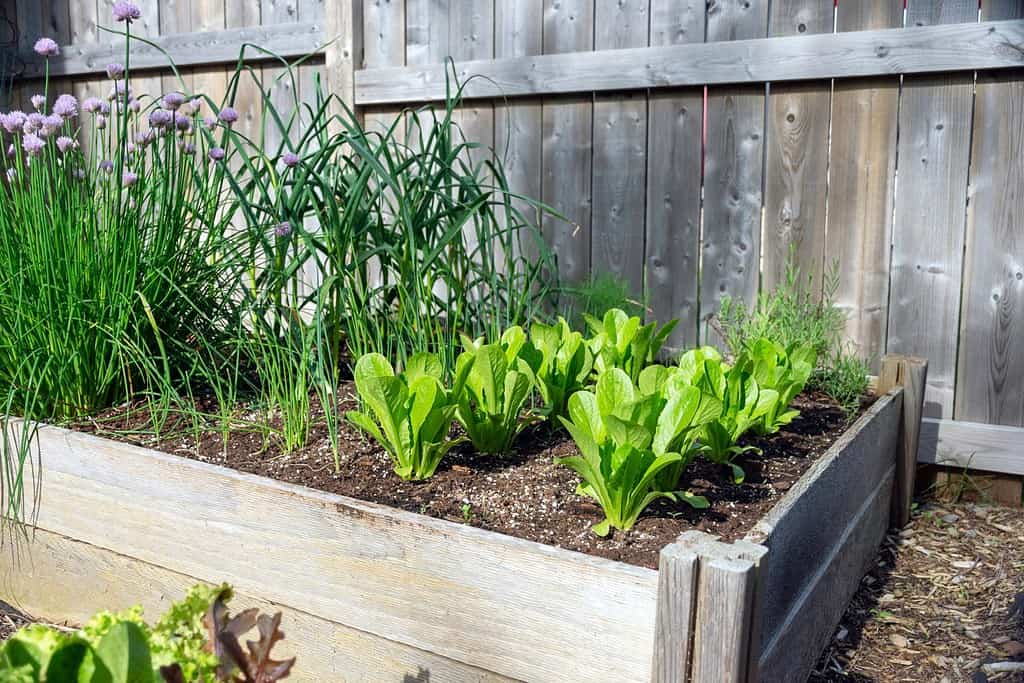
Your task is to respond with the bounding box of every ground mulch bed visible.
[810,500,1024,682]
[0,603,32,640]
[77,383,863,570]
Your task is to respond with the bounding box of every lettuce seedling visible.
[455,326,541,454]
[585,308,678,383]
[679,346,778,483]
[346,352,471,480]
[557,368,717,536]
[529,317,594,421]
[744,338,816,435]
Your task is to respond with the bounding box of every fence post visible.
[878,355,929,528]
[651,541,700,682]
[325,0,363,128]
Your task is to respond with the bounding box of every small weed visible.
[460,502,474,523]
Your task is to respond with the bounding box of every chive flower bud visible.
[106,63,125,79]
[56,136,75,153]
[282,152,299,167]
[30,95,46,112]
[162,92,185,111]
[217,107,239,125]
[273,221,292,237]
[208,147,226,161]
[99,159,114,174]
[122,170,138,187]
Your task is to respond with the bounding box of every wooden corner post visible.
[653,532,768,682]
[878,355,929,528]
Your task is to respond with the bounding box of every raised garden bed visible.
[0,357,926,682]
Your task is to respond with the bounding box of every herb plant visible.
[528,316,594,421]
[455,326,541,454]
[557,368,718,536]
[346,352,470,480]
[586,308,678,383]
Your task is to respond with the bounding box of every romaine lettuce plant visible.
[346,352,471,480]
[528,316,594,420]
[455,326,541,454]
[679,346,778,483]
[585,309,678,383]
[744,338,816,435]
[557,368,719,536]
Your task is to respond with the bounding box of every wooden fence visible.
[4,0,1024,482]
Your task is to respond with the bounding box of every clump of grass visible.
[715,254,870,415]
[558,272,646,332]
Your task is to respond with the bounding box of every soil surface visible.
[810,500,1024,682]
[76,384,865,570]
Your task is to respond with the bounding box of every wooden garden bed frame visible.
[0,357,926,682]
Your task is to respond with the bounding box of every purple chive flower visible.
[23,113,44,134]
[1,112,26,134]
[52,94,78,119]
[41,114,63,137]
[106,63,125,80]
[203,115,217,130]
[95,114,107,130]
[134,130,155,146]
[126,143,137,154]
[162,92,185,111]
[33,38,59,58]
[186,98,202,115]
[273,221,292,238]
[174,113,191,132]
[99,159,114,174]
[148,109,173,128]
[56,136,75,153]
[208,147,225,161]
[217,107,239,125]
[22,133,45,157]
[129,98,141,113]
[107,82,132,102]
[30,95,46,112]
[182,142,196,155]
[122,171,138,187]
[82,97,103,114]
[282,152,300,167]
[112,1,141,23]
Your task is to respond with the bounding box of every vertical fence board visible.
[361,0,404,134]
[763,0,832,293]
[448,1,494,170]
[494,0,544,263]
[700,0,768,346]
[644,0,704,350]
[956,0,1024,426]
[591,0,648,300]
[827,0,902,369]
[541,0,593,287]
[888,0,977,418]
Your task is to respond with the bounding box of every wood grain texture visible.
[1,528,516,683]
[541,0,593,286]
[749,391,901,681]
[352,20,1024,104]
[494,0,543,263]
[700,0,768,347]
[887,0,977,418]
[918,418,1024,476]
[763,0,832,294]
[650,541,699,683]
[828,0,902,369]
[879,356,929,527]
[645,0,704,350]
[956,0,1024,426]
[591,0,648,300]
[689,534,768,683]
[23,423,660,682]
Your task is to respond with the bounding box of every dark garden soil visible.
[0,603,34,640]
[75,385,867,570]
[810,500,1024,682]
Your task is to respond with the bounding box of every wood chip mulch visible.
[811,500,1024,682]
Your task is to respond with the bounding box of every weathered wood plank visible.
[24,424,660,682]
[591,0,648,300]
[887,1,978,418]
[644,0,704,350]
[494,0,544,264]
[225,0,260,27]
[2,527,516,683]
[352,19,1024,104]
[700,0,768,346]
[879,356,929,527]
[18,21,324,79]
[747,391,901,663]
[956,4,1024,426]
[762,0,832,294]
[918,418,1024,476]
[689,534,768,683]
[541,0,593,286]
[828,0,902,368]
[650,541,699,683]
